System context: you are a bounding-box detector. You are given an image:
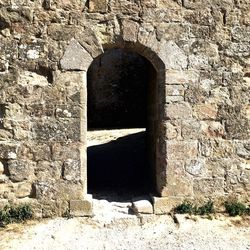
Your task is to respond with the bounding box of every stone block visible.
[132,196,153,214]
[193,178,225,197]
[185,159,206,177]
[0,129,13,141]
[35,161,62,181]
[70,195,93,217]
[152,196,181,215]
[193,103,218,120]
[62,159,81,181]
[200,121,225,138]
[165,102,192,120]
[165,70,199,84]
[164,121,179,140]
[53,71,85,98]
[52,143,80,161]
[165,160,194,196]
[0,143,18,159]
[159,41,188,70]
[181,119,201,139]
[60,39,93,71]
[32,144,51,161]
[27,104,54,118]
[121,19,139,43]
[18,71,49,87]
[8,160,35,182]
[0,175,8,184]
[165,95,184,103]
[15,182,32,198]
[89,0,107,13]
[0,161,4,175]
[236,142,250,160]
[33,118,80,142]
[232,26,250,43]
[167,140,198,160]
[165,84,185,96]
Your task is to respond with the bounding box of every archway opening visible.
[87,48,157,198]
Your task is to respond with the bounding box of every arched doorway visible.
[87,48,157,197]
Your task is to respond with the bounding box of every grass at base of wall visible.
[0,204,33,227]
[225,201,250,217]
[174,200,215,216]
[174,199,250,217]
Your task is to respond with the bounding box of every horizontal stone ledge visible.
[165,70,199,84]
[165,95,184,103]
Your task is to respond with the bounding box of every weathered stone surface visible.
[164,122,179,140]
[0,162,4,175]
[52,143,80,161]
[165,85,185,96]
[152,196,181,215]
[0,129,13,141]
[18,71,49,87]
[236,142,250,160]
[60,39,93,71]
[160,41,188,70]
[70,195,93,217]
[165,70,199,84]
[0,143,18,159]
[35,161,62,181]
[132,196,153,214]
[62,159,81,182]
[185,159,206,177]
[200,121,225,138]
[181,119,201,139]
[8,160,35,182]
[89,0,107,13]
[0,0,248,217]
[165,103,192,120]
[167,141,198,160]
[193,178,225,197]
[165,160,194,196]
[14,182,32,198]
[121,19,139,43]
[33,118,80,142]
[193,103,218,120]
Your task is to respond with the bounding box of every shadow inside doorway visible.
[87,131,152,202]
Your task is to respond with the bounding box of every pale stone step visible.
[131,196,153,214]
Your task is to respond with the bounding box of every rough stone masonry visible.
[0,0,249,217]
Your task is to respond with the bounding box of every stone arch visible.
[60,28,191,210]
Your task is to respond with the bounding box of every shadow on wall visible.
[87,131,151,192]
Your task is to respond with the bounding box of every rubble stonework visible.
[0,0,249,217]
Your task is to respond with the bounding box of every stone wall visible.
[0,0,249,217]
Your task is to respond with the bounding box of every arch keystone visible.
[60,39,93,71]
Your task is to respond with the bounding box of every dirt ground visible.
[0,199,250,250]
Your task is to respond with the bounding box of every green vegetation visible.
[174,200,215,215]
[0,204,33,227]
[195,200,215,215]
[175,199,250,217]
[174,200,194,214]
[225,201,250,217]
[62,209,73,219]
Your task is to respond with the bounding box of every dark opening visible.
[0,104,6,129]
[87,48,156,197]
